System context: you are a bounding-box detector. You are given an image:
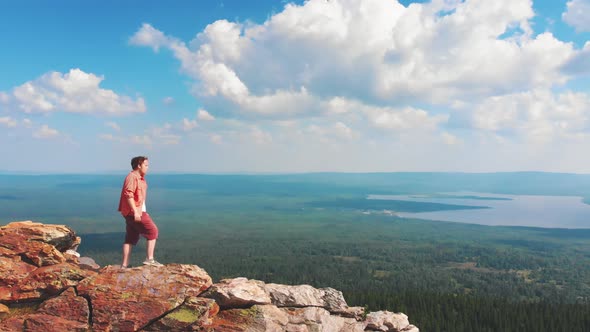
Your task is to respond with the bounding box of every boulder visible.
[19,241,66,267]
[0,232,66,267]
[0,262,95,303]
[265,283,349,313]
[202,277,271,308]
[365,311,417,332]
[0,221,91,303]
[203,278,351,315]
[76,264,212,331]
[283,306,365,332]
[0,221,78,252]
[78,256,100,271]
[203,305,365,332]
[266,284,325,308]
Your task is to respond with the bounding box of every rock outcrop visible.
[0,221,95,303]
[77,264,212,331]
[0,221,418,332]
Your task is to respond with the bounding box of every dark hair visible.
[131,156,148,170]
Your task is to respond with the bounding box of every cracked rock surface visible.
[77,264,212,331]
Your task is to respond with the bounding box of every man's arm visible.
[122,174,141,222]
[127,197,141,222]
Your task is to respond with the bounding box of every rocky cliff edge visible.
[0,221,418,332]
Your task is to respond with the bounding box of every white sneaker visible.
[142,259,163,267]
[66,249,81,257]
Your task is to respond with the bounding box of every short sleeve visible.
[122,174,138,199]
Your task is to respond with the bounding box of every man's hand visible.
[127,197,142,222]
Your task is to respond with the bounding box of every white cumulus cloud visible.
[472,90,590,141]
[0,116,17,128]
[126,0,590,171]
[561,41,590,76]
[306,122,359,141]
[563,0,590,32]
[333,122,357,140]
[324,96,447,132]
[1,69,146,115]
[197,109,215,121]
[129,23,170,51]
[33,125,60,139]
[131,0,577,114]
[367,107,448,131]
[182,118,198,131]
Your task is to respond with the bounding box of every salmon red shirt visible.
[118,171,147,216]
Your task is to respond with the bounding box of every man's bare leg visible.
[122,243,132,267]
[146,239,156,260]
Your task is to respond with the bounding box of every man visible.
[118,156,163,268]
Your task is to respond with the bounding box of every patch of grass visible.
[236,306,259,318]
[167,307,200,323]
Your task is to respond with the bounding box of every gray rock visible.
[78,257,100,271]
[265,283,349,313]
[201,277,272,308]
[365,310,413,332]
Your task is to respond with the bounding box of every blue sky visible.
[1,0,589,173]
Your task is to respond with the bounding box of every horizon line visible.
[1,170,589,176]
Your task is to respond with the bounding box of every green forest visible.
[1,173,590,331]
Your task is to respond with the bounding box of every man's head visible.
[131,156,149,175]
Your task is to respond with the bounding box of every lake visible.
[368,192,590,229]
